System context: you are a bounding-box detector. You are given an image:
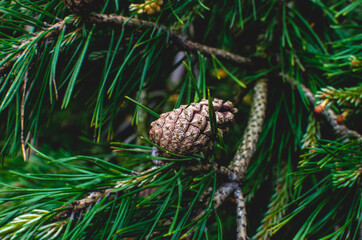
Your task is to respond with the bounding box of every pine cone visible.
[149,98,238,157]
[63,0,105,14]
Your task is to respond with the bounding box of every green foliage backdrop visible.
[0,0,361,239]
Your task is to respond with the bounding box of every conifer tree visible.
[0,0,361,239]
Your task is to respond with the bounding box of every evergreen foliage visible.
[0,0,361,239]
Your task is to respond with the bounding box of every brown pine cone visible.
[63,0,105,14]
[149,98,238,157]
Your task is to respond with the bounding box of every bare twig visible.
[174,39,251,66]
[229,78,268,179]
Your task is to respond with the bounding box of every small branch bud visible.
[314,99,329,114]
[336,110,349,124]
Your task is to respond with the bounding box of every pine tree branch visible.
[1,14,250,88]
[54,166,160,221]
[51,161,234,238]
[315,86,361,108]
[229,78,268,179]
[286,75,362,141]
[0,20,66,77]
[87,14,251,66]
[53,161,240,222]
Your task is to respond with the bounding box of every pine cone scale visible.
[184,125,201,142]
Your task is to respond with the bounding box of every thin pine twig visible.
[234,186,247,240]
[21,71,29,162]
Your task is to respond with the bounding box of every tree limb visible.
[87,14,251,66]
[228,78,268,179]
